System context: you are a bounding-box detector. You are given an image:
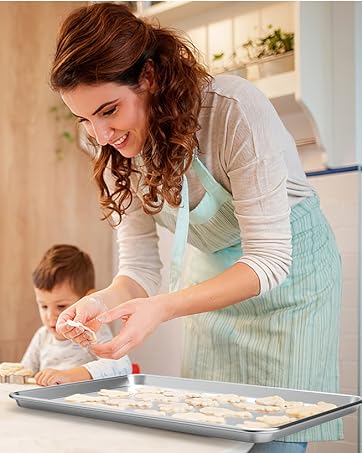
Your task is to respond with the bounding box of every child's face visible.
[34,281,82,341]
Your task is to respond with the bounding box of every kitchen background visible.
[0,1,361,452]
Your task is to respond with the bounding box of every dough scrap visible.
[66,320,97,344]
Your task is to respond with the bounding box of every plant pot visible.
[246,51,294,80]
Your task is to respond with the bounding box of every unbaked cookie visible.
[215,394,247,404]
[158,403,194,414]
[185,397,219,407]
[256,415,295,426]
[255,395,286,407]
[98,389,130,398]
[232,402,281,412]
[200,407,252,418]
[236,420,273,430]
[172,412,225,424]
[66,319,97,344]
[65,393,107,403]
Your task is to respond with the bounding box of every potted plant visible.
[242,25,294,80]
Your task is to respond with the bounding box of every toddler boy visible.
[21,244,131,386]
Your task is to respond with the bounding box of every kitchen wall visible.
[0,2,114,362]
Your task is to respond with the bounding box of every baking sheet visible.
[9,374,362,443]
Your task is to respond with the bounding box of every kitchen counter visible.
[0,383,254,453]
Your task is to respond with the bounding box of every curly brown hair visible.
[50,2,211,225]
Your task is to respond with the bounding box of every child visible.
[21,244,132,386]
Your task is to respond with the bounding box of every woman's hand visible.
[35,367,92,386]
[56,292,110,347]
[89,295,168,359]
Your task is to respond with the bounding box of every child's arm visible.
[35,367,92,386]
[34,358,132,386]
[81,324,132,379]
[82,355,132,380]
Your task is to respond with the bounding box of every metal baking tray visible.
[9,374,362,443]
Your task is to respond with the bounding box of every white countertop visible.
[0,383,254,453]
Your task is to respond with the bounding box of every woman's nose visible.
[93,122,114,146]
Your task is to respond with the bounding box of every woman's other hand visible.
[89,296,168,359]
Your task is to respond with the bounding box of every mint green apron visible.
[153,154,342,442]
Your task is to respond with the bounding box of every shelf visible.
[136,1,274,25]
[137,1,192,17]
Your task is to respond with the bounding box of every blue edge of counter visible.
[306,165,362,177]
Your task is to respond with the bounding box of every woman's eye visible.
[77,117,87,123]
[103,106,117,117]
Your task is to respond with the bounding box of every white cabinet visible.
[137,0,362,168]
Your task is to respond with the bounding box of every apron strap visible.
[169,175,190,292]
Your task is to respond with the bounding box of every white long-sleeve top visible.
[116,75,315,295]
[21,325,131,380]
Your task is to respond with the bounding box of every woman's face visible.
[61,81,152,158]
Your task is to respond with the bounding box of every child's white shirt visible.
[21,325,132,379]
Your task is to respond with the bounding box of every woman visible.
[53,3,342,451]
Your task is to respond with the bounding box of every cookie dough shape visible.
[185,397,219,407]
[200,407,252,418]
[65,394,107,403]
[98,389,130,398]
[172,412,225,424]
[256,415,295,426]
[286,402,337,419]
[66,320,97,344]
[233,402,281,412]
[255,395,286,407]
[158,403,194,413]
[236,420,273,430]
[128,400,153,408]
[216,394,247,404]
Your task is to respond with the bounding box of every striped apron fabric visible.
[153,154,342,442]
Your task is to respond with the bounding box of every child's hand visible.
[56,293,109,347]
[35,367,92,386]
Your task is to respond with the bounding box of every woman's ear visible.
[140,60,157,93]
